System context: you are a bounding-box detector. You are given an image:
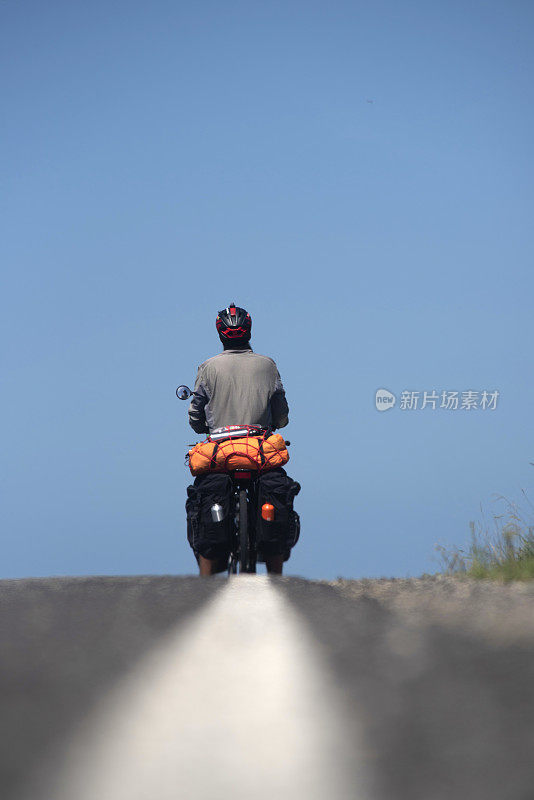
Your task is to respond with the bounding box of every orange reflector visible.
[261,503,275,522]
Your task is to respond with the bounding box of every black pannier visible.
[255,468,301,558]
[186,473,233,559]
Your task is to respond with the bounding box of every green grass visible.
[437,489,534,582]
[468,556,534,581]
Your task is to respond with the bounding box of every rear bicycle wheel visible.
[238,489,249,573]
[238,489,257,574]
[237,488,257,573]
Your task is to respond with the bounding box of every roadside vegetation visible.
[437,488,534,581]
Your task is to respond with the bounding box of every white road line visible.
[47,577,362,800]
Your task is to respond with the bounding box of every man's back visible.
[188,348,289,433]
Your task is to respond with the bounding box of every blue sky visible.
[2,0,533,579]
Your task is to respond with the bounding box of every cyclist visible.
[188,303,290,576]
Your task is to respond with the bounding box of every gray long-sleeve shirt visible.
[188,348,289,434]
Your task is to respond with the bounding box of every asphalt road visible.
[1,575,533,799]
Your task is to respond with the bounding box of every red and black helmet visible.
[216,303,252,341]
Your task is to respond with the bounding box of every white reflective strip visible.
[49,577,363,800]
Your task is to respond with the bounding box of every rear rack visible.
[208,425,268,442]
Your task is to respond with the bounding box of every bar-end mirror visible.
[176,385,192,401]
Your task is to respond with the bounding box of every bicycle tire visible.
[228,555,238,575]
[238,489,250,573]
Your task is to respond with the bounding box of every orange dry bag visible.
[188,433,289,476]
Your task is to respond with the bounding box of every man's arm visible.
[271,370,289,429]
[188,367,210,434]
